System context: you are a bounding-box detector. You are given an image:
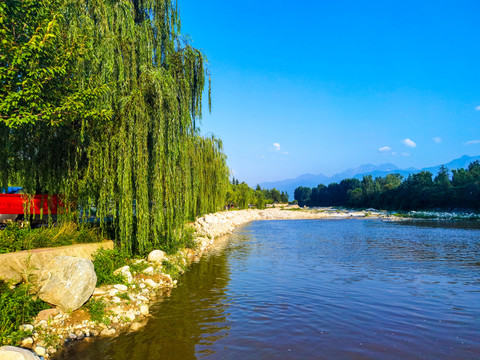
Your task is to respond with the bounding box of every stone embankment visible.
[1,207,393,359]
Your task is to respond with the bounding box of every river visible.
[54,219,480,359]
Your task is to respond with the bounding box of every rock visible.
[129,322,143,331]
[147,250,166,263]
[75,330,85,340]
[100,328,116,337]
[124,311,136,321]
[0,346,40,360]
[142,266,155,275]
[19,324,34,332]
[114,266,133,283]
[108,289,119,297]
[92,288,107,296]
[35,309,59,322]
[33,346,46,357]
[143,279,158,288]
[37,256,97,312]
[21,337,34,348]
[139,304,149,316]
[113,284,128,292]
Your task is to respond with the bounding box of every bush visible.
[0,282,49,345]
[92,248,128,286]
[84,298,110,325]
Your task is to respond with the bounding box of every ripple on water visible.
[54,219,480,360]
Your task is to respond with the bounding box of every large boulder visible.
[37,256,97,312]
[0,346,39,360]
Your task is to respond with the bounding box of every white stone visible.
[113,284,128,292]
[143,279,158,288]
[19,324,34,332]
[33,346,46,357]
[21,337,34,347]
[139,304,149,316]
[37,256,97,312]
[129,322,143,331]
[108,289,119,297]
[124,311,136,321]
[93,288,107,296]
[114,266,133,284]
[0,346,40,360]
[142,266,155,276]
[147,250,166,263]
[100,328,116,336]
[139,283,146,289]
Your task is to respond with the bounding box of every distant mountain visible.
[259,155,480,200]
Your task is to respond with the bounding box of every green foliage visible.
[92,248,128,286]
[0,283,49,345]
[0,0,230,255]
[0,222,104,254]
[84,297,109,325]
[225,180,287,209]
[162,259,183,280]
[117,292,130,301]
[0,0,110,128]
[294,162,480,212]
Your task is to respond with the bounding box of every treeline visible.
[294,162,480,211]
[0,0,229,254]
[226,178,289,209]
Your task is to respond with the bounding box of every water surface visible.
[55,219,480,359]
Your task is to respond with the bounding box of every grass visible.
[84,298,110,325]
[161,259,185,280]
[0,282,49,346]
[0,222,105,254]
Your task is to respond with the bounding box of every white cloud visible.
[433,137,442,144]
[401,152,410,156]
[475,106,480,111]
[402,138,417,148]
[273,142,281,151]
[281,151,289,155]
[464,140,480,145]
[378,146,392,153]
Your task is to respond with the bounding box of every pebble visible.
[21,337,34,347]
[19,324,34,332]
[140,304,149,316]
[100,328,116,336]
[34,345,47,357]
[113,284,128,291]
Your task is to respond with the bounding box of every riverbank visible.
[3,207,395,359]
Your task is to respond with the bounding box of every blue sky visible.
[180,0,480,186]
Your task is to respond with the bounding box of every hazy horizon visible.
[181,0,480,185]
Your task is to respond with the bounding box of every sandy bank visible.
[194,207,395,239]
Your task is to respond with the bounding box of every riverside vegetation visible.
[294,162,480,211]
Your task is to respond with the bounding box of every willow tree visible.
[0,0,229,255]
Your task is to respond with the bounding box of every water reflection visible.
[55,237,238,360]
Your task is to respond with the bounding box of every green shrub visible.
[0,283,49,346]
[92,248,128,286]
[84,298,110,325]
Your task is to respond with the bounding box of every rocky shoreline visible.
[1,207,395,360]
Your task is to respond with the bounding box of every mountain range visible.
[259,155,480,200]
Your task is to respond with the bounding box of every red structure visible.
[0,194,59,222]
